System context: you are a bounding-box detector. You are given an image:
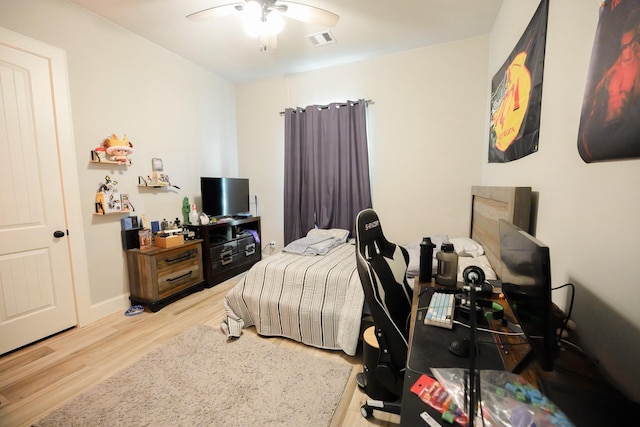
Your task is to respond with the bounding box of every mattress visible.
[221,242,365,355]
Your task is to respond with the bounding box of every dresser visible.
[127,239,205,311]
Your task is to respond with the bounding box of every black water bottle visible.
[419,237,436,283]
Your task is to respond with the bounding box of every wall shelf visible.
[90,150,131,166]
[93,211,129,216]
[138,176,178,189]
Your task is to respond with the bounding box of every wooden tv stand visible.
[187,216,261,287]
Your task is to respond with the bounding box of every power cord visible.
[453,320,525,336]
[261,242,276,256]
[552,283,575,347]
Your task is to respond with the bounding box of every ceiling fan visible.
[187,0,339,52]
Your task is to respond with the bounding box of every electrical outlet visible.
[269,241,276,247]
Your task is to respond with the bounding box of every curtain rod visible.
[279,99,374,116]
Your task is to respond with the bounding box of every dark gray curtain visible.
[284,99,372,245]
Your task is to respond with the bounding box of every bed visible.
[468,186,532,275]
[221,186,532,355]
[222,238,364,355]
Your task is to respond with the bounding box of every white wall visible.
[0,0,238,320]
[236,37,490,250]
[485,0,640,400]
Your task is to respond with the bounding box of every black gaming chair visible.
[355,209,413,419]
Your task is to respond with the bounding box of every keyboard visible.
[424,291,455,329]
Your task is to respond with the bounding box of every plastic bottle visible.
[419,237,436,283]
[435,243,458,286]
[189,203,199,225]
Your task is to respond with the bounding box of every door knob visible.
[53,230,66,238]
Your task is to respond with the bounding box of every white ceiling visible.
[69,0,503,83]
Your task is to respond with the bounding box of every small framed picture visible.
[121,194,132,213]
[152,158,164,172]
[138,229,152,249]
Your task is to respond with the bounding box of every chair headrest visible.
[356,209,395,259]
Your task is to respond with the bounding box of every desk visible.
[400,279,637,426]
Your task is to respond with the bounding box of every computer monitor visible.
[499,219,558,372]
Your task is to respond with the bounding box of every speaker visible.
[462,266,493,296]
[122,227,142,250]
[462,265,485,285]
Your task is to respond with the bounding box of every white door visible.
[0,34,77,354]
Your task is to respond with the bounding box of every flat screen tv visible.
[499,219,558,372]
[200,177,250,218]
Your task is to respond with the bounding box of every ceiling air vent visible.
[306,31,336,47]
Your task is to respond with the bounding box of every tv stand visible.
[187,216,261,287]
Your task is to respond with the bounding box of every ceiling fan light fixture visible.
[188,0,340,51]
[243,4,285,39]
[243,1,262,20]
[267,13,285,34]
[243,13,284,38]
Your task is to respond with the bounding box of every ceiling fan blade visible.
[279,1,339,27]
[186,3,244,22]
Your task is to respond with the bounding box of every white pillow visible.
[306,228,350,243]
[449,237,484,258]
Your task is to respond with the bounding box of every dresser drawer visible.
[237,235,259,267]
[155,246,199,272]
[238,249,260,267]
[212,252,239,274]
[210,240,237,260]
[157,264,202,295]
[237,235,256,256]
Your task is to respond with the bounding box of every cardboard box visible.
[155,234,184,248]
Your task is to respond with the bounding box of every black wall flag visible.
[489,0,548,163]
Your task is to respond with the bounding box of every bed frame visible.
[469,186,532,278]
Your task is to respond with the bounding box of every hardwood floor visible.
[0,276,400,427]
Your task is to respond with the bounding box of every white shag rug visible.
[35,325,352,427]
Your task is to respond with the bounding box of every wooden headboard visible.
[469,186,532,278]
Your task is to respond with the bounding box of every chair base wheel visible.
[360,398,403,418]
[360,404,373,418]
[356,372,367,389]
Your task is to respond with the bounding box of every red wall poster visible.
[489,0,548,163]
[578,0,640,163]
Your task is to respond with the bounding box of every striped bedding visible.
[221,242,364,355]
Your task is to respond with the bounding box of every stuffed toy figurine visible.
[102,134,133,163]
